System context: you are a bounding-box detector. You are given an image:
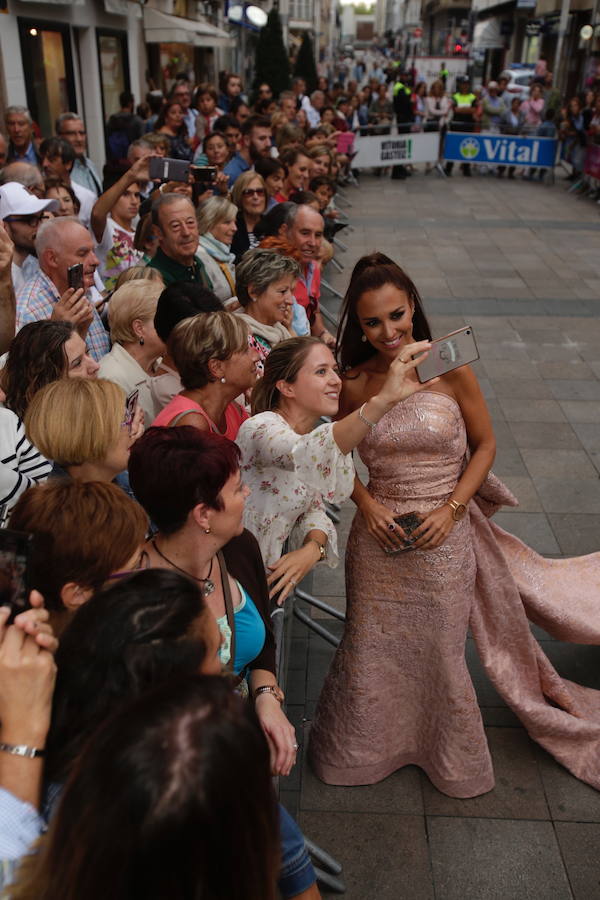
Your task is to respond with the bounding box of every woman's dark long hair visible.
[3,321,75,418]
[10,677,279,900]
[336,252,432,373]
[45,569,209,784]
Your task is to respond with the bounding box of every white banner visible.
[353,131,439,168]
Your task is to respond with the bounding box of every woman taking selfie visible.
[237,334,434,603]
[309,252,600,797]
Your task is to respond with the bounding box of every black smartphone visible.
[190,165,217,184]
[124,389,139,433]
[148,157,190,183]
[383,512,423,555]
[0,529,34,623]
[67,263,84,292]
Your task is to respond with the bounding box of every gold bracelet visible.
[358,402,377,429]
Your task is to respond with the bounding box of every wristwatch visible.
[254,684,285,704]
[305,538,327,562]
[0,741,45,759]
[445,499,467,521]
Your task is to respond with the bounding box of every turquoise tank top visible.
[217,581,266,676]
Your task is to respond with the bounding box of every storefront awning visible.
[143,7,235,48]
[473,18,504,49]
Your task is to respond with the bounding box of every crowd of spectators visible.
[0,65,381,900]
[0,55,597,897]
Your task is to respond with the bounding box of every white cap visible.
[0,183,59,220]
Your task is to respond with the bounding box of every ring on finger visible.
[387,522,396,531]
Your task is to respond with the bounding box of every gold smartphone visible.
[416,326,479,384]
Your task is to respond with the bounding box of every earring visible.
[204,528,211,534]
[220,376,226,384]
[139,337,145,346]
[361,334,367,343]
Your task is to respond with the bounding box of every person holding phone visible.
[309,252,600,799]
[237,334,433,603]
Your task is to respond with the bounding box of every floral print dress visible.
[236,412,355,568]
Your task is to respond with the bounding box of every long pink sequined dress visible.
[309,391,600,798]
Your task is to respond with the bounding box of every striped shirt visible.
[0,409,52,527]
[16,270,110,362]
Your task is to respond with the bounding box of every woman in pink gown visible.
[309,253,600,798]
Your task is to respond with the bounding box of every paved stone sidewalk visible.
[282,171,600,899]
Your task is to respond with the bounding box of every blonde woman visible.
[151,312,259,440]
[25,378,141,484]
[98,279,165,424]
[196,196,238,306]
[230,171,267,261]
[234,249,298,366]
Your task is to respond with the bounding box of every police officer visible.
[391,72,414,180]
[445,76,478,176]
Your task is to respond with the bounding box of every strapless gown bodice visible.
[358,391,467,508]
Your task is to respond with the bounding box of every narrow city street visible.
[283,170,600,900]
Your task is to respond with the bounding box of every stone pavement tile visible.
[554,822,600,899]
[427,817,571,900]
[306,639,337,702]
[481,707,520,727]
[533,477,600,513]
[490,420,518,449]
[482,360,541,380]
[535,746,600,822]
[491,448,528,478]
[548,514,600,555]
[489,378,553,399]
[536,360,595,379]
[559,401,600,424]
[484,300,551,317]
[300,755,423,815]
[492,512,560,554]
[297,811,434,900]
[477,376,496,399]
[485,399,506,423]
[590,361,600,379]
[466,639,506,707]
[529,284,578,300]
[311,561,346,597]
[508,422,581,450]
[476,341,529,361]
[523,342,586,362]
[571,423,600,472]
[539,641,600,690]
[422,728,549,820]
[500,476,543,512]
[498,398,567,423]
[520,449,598,480]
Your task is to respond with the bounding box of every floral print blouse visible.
[236,412,355,568]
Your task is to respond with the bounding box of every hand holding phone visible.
[0,529,33,623]
[149,157,191,183]
[383,512,424,554]
[67,263,84,292]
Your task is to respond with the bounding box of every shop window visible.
[96,30,131,123]
[18,20,76,137]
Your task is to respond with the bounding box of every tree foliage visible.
[293,32,318,94]
[252,7,291,98]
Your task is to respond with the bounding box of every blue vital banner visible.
[443,132,557,168]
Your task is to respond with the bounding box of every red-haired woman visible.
[128,425,322,900]
[309,252,600,799]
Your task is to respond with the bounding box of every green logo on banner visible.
[459,138,479,159]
